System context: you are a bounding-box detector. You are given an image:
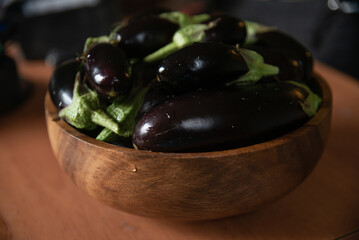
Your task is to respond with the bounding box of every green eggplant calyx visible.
[159,11,210,28]
[244,21,276,45]
[144,24,209,62]
[104,83,151,138]
[191,13,211,24]
[96,128,119,142]
[83,35,112,54]
[58,72,120,134]
[287,81,322,117]
[227,48,279,86]
[173,24,208,46]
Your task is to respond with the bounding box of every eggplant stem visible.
[144,42,177,62]
[91,110,120,134]
[227,48,279,85]
[144,24,208,62]
[244,21,276,45]
[287,81,322,117]
[58,72,119,132]
[96,128,119,142]
[103,84,151,139]
[191,14,210,24]
[159,12,210,27]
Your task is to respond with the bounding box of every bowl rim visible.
[45,73,332,159]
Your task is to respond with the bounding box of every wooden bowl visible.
[45,75,332,221]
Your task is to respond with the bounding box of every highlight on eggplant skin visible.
[84,43,132,99]
[157,42,249,89]
[49,59,79,109]
[132,82,312,153]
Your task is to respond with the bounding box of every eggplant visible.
[132,60,177,119]
[246,45,305,83]
[84,43,131,99]
[131,60,160,87]
[49,59,79,109]
[247,30,313,81]
[157,42,249,89]
[137,81,177,119]
[157,42,279,89]
[133,82,316,152]
[114,16,179,58]
[203,14,247,45]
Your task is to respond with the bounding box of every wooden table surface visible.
[0,59,358,240]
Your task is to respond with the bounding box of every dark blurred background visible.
[1,0,358,78]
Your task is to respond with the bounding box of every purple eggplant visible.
[246,45,305,83]
[137,81,177,119]
[133,82,319,152]
[114,16,179,58]
[84,43,131,99]
[157,42,249,89]
[49,59,79,109]
[203,14,247,45]
[247,30,313,81]
[157,42,279,89]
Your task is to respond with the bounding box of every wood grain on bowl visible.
[45,75,331,221]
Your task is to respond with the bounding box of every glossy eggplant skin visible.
[157,42,248,89]
[246,45,304,83]
[84,43,131,99]
[132,60,174,120]
[248,31,313,82]
[133,82,310,152]
[203,14,247,45]
[49,59,79,109]
[137,81,177,119]
[115,16,178,58]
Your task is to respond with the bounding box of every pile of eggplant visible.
[49,11,322,152]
